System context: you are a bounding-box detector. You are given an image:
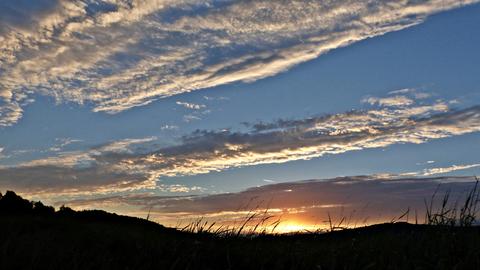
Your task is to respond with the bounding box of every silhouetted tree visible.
[33,201,55,215]
[0,190,33,214]
[57,205,76,217]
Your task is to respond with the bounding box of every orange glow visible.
[272,222,322,233]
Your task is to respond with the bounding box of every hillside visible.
[0,191,479,270]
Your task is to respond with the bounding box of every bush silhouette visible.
[33,201,55,215]
[0,190,33,214]
[0,190,55,215]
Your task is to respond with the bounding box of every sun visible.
[273,222,321,234]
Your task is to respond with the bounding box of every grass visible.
[1,214,480,270]
[179,206,283,236]
[425,178,480,226]
[179,178,480,236]
[0,180,480,269]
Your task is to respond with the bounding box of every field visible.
[0,191,480,270]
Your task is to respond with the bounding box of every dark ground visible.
[1,191,479,270]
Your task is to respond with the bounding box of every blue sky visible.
[0,0,479,227]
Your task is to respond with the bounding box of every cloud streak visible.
[0,0,478,126]
[176,101,206,110]
[0,92,479,196]
[417,164,480,176]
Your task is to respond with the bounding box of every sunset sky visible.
[1,0,480,231]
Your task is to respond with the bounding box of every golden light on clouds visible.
[2,90,480,198]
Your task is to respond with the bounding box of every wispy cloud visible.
[160,124,179,131]
[0,100,24,127]
[183,114,201,122]
[48,138,82,152]
[0,0,477,126]
[0,92,479,196]
[363,95,414,107]
[414,163,480,176]
[389,88,432,99]
[373,163,480,178]
[176,101,206,110]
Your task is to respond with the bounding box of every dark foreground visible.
[1,192,480,270]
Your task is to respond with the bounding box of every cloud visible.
[58,176,480,229]
[48,138,82,152]
[176,101,206,110]
[363,95,414,107]
[419,163,480,176]
[160,124,179,131]
[0,137,160,195]
[0,92,479,196]
[183,114,201,122]
[0,0,478,126]
[0,100,23,127]
[372,163,480,178]
[388,88,432,99]
[203,96,229,101]
[364,89,434,107]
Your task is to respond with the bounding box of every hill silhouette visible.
[0,191,479,270]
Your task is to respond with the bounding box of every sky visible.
[1,0,480,231]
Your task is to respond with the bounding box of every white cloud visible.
[379,163,480,178]
[1,93,479,197]
[97,137,157,154]
[203,96,229,101]
[0,100,23,127]
[176,101,206,110]
[0,0,478,126]
[363,95,414,107]
[48,138,82,152]
[420,164,480,176]
[160,124,179,130]
[183,114,201,122]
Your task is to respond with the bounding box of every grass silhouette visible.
[425,178,480,226]
[0,182,479,270]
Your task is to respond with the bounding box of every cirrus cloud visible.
[0,92,479,197]
[0,0,478,126]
